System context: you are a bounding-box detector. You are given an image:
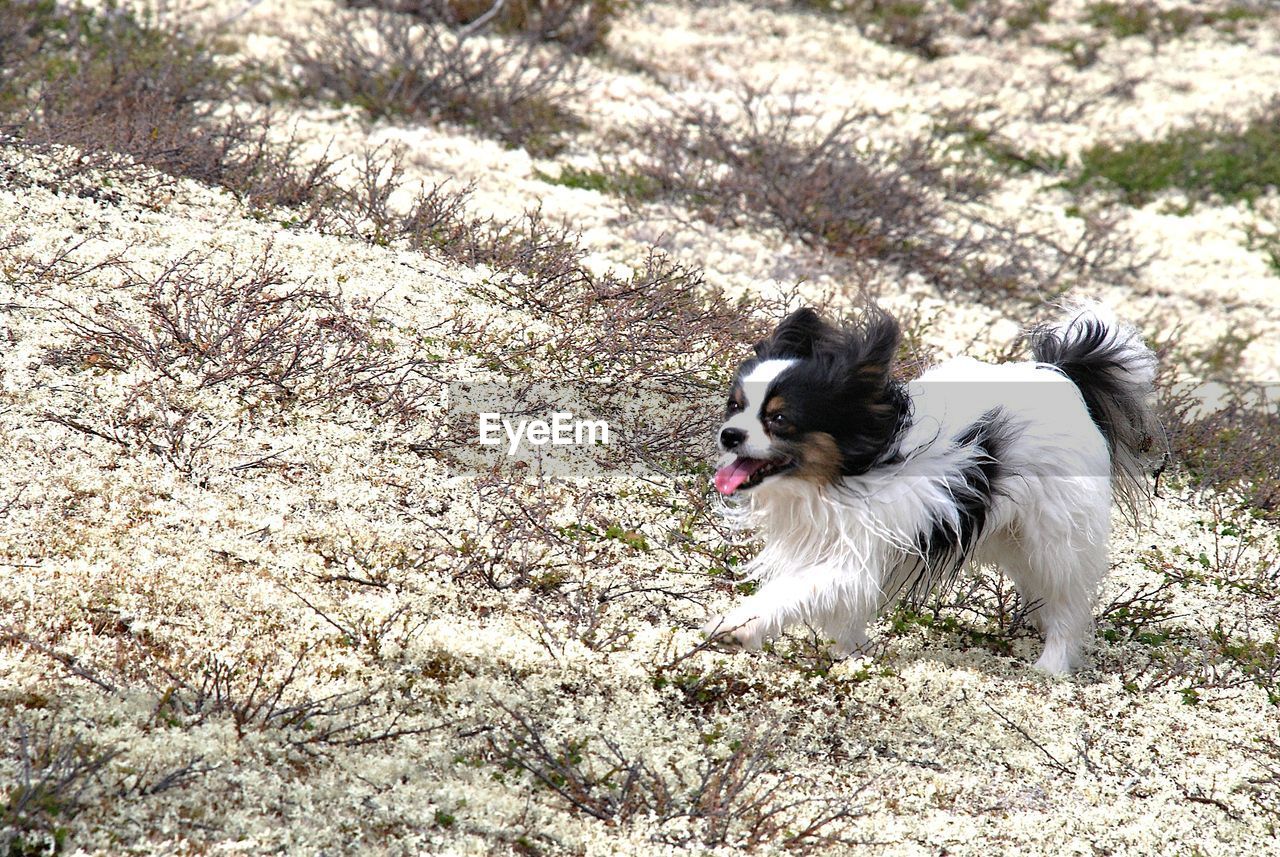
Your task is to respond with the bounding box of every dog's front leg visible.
[702,572,846,651]
[700,604,772,651]
[827,625,870,659]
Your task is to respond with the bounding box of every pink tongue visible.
[714,457,767,495]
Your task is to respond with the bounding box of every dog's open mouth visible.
[714,456,795,495]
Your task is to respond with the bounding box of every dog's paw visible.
[1032,648,1074,675]
[700,614,764,651]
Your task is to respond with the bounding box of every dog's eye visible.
[768,413,788,427]
[726,399,743,414]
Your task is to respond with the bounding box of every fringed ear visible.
[754,307,835,359]
[843,307,900,385]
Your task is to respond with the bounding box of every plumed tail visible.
[1029,302,1162,514]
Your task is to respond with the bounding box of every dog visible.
[703,303,1159,673]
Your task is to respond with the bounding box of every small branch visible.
[42,412,129,447]
[279,582,354,641]
[310,571,389,590]
[1,624,119,694]
[216,0,267,30]
[1,482,28,517]
[1180,782,1239,820]
[335,722,446,748]
[459,0,508,38]
[654,619,752,673]
[229,445,294,471]
[981,696,1074,777]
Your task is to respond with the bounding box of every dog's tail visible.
[1029,301,1162,510]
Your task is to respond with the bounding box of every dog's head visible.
[714,307,905,496]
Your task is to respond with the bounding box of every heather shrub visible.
[795,0,1052,58]
[347,0,626,54]
[0,0,341,210]
[625,90,1134,300]
[290,6,583,154]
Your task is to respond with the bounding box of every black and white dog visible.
[705,303,1158,673]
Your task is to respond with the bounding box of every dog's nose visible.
[720,428,747,450]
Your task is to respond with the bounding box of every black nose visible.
[720,428,746,450]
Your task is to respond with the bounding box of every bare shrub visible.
[347,0,625,54]
[290,7,583,154]
[0,0,338,210]
[285,146,756,475]
[486,702,863,850]
[434,207,746,458]
[935,567,1042,644]
[0,717,214,855]
[480,243,752,464]
[626,90,1132,301]
[153,648,438,751]
[1097,570,1184,647]
[649,659,769,716]
[0,723,117,855]
[42,388,232,477]
[8,145,743,478]
[1122,615,1280,708]
[46,248,433,412]
[629,97,959,248]
[1152,323,1278,517]
[412,473,724,655]
[795,0,1052,59]
[283,582,426,660]
[0,232,126,299]
[1244,736,1280,822]
[1,621,122,695]
[306,148,478,244]
[1156,382,1279,517]
[424,477,581,592]
[426,476,654,586]
[1103,511,1280,707]
[328,154,754,465]
[307,529,431,590]
[5,240,440,475]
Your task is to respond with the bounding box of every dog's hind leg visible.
[1000,482,1110,674]
[979,532,1050,634]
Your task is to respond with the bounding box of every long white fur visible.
[706,306,1145,674]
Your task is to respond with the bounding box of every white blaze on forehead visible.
[741,359,796,390]
[723,358,796,452]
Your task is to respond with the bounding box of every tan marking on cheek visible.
[795,432,843,485]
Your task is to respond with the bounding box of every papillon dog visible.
[704,303,1159,673]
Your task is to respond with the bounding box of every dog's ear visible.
[842,307,900,386]
[754,307,833,359]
